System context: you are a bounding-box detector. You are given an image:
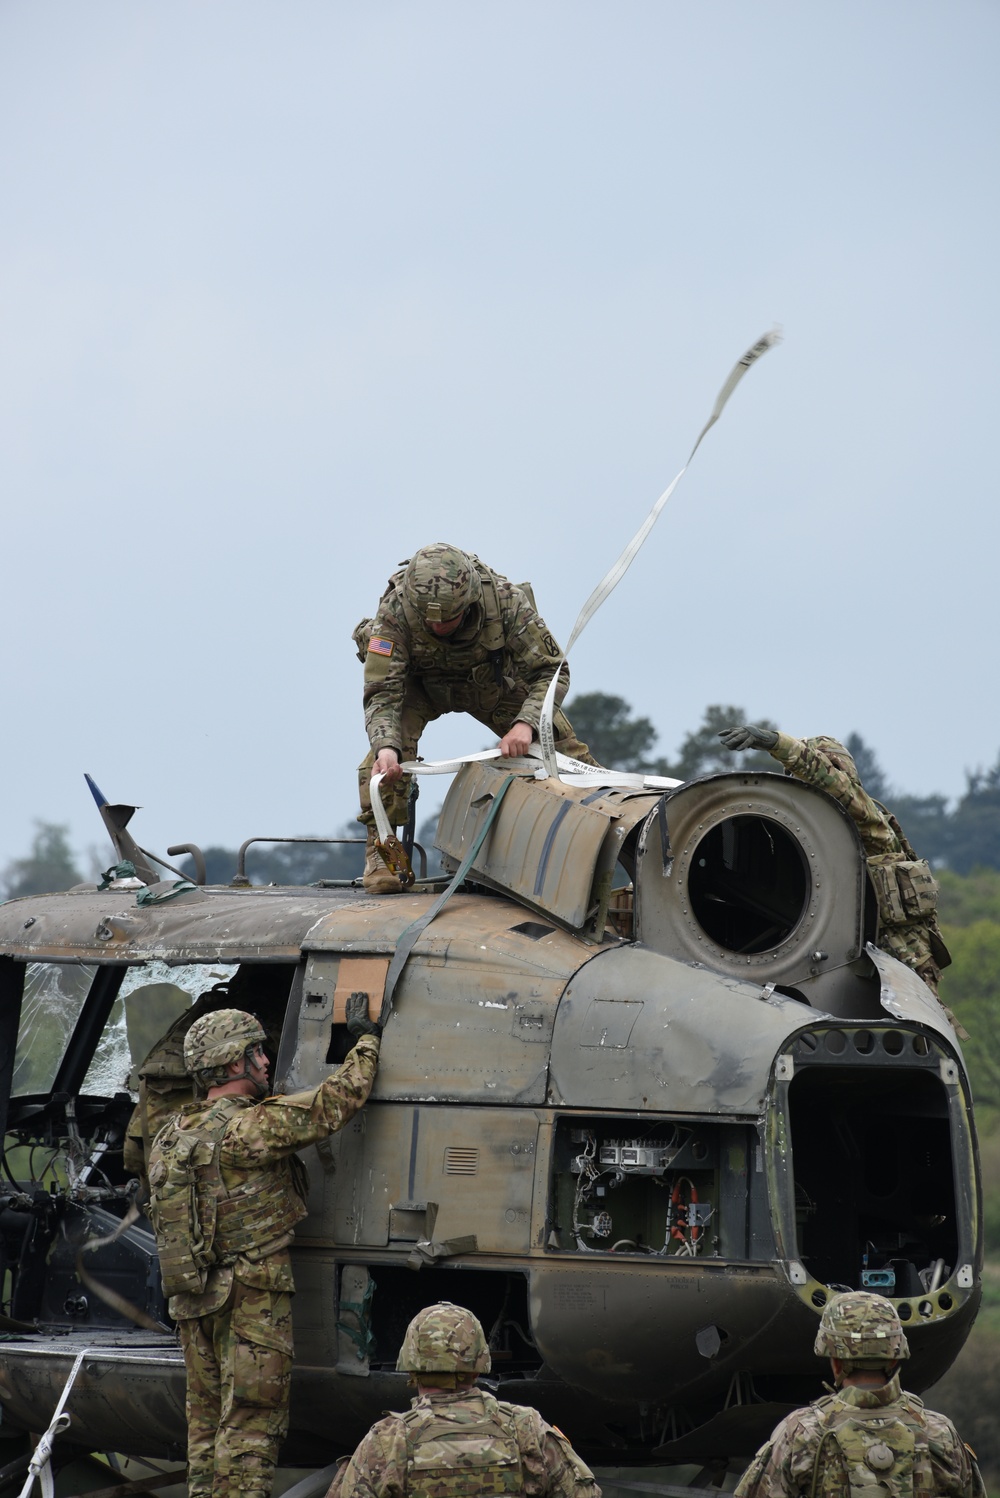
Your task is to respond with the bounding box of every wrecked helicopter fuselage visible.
[0,763,981,1466]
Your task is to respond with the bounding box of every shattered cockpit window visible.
[12,963,96,1095]
[82,961,239,1097]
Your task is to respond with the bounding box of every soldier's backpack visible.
[146,1109,226,1297]
[400,1396,525,1498]
[810,1397,933,1498]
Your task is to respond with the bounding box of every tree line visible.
[567,694,1000,874]
[4,697,1000,899]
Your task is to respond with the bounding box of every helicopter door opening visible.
[359,1264,541,1376]
[1,958,298,1333]
[787,1065,959,1298]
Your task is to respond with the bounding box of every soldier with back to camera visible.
[719,725,951,993]
[146,999,382,1498]
[734,1291,984,1498]
[354,542,596,892]
[328,1301,600,1498]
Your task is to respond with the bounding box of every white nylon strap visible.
[368,328,778,834]
[536,328,781,774]
[370,748,682,845]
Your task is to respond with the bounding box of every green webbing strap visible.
[379,774,515,1027]
[809,1428,839,1498]
[337,1275,376,1361]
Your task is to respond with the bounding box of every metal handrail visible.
[232,836,366,886]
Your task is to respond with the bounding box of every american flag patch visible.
[369,637,394,657]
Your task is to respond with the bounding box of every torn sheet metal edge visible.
[866,943,964,1055]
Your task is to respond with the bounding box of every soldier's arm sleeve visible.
[516,1409,599,1498]
[967,1450,989,1498]
[222,1035,381,1164]
[123,1103,147,1181]
[362,604,411,755]
[326,1425,406,1498]
[768,733,897,855]
[503,591,569,731]
[925,1416,989,1498]
[734,1413,818,1498]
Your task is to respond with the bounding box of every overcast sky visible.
[2,2,997,871]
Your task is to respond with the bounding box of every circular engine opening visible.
[688,814,810,954]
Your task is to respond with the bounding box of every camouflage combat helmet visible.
[814,1291,910,1363]
[183,1008,266,1084]
[397,1302,492,1374]
[402,544,482,624]
[806,736,860,782]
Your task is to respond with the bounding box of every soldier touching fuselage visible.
[328,1302,600,1498]
[146,1000,382,1498]
[720,726,951,993]
[355,542,595,892]
[734,1292,985,1498]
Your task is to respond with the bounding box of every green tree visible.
[2,822,82,899]
[564,692,659,771]
[947,753,1000,874]
[937,868,1000,926]
[890,792,952,868]
[659,704,779,779]
[845,732,889,801]
[938,920,1000,1111]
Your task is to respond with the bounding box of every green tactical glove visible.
[345,993,383,1039]
[718,725,779,752]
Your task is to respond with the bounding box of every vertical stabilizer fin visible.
[84,773,160,886]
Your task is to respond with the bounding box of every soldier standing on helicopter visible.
[354,543,595,893]
[146,1001,382,1498]
[328,1302,600,1498]
[734,1292,984,1498]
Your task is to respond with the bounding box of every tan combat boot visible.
[363,826,403,895]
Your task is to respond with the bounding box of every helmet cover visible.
[396,1301,492,1374]
[402,544,481,624]
[183,1008,266,1082]
[814,1291,910,1362]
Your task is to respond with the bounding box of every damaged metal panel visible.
[434,764,652,929]
[0,1337,187,1459]
[304,894,593,1105]
[295,1103,540,1256]
[527,1258,801,1404]
[548,944,826,1113]
[635,772,874,1012]
[0,886,379,965]
[867,943,969,1050]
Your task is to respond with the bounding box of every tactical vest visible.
[400,1396,526,1498]
[148,1098,309,1299]
[865,807,951,971]
[355,560,510,682]
[810,1392,935,1498]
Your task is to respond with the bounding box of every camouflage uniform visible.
[735,1291,984,1498]
[329,1301,599,1498]
[734,1376,985,1498]
[148,1014,380,1498]
[328,1388,601,1498]
[767,733,950,992]
[355,544,594,828]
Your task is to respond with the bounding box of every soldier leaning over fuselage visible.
[354,542,596,892]
[720,726,951,993]
[146,1000,381,1498]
